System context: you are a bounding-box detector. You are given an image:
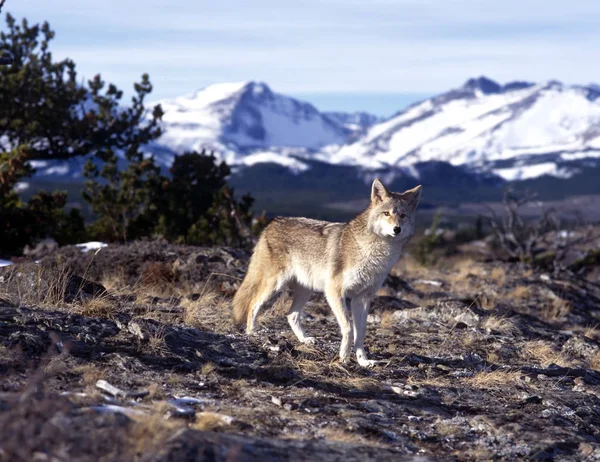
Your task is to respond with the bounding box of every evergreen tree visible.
[156,150,265,247]
[82,74,164,242]
[0,146,85,256]
[0,14,164,249]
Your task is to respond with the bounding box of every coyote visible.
[232,179,422,367]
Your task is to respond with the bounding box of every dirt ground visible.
[1,239,600,461]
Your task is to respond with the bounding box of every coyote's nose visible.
[393,226,401,235]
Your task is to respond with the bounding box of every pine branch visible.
[0,1,15,65]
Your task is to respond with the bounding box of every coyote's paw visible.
[301,336,317,345]
[357,357,378,368]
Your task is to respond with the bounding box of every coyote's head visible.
[367,179,422,241]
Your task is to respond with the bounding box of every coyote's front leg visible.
[325,285,353,361]
[351,296,377,367]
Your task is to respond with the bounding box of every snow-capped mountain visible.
[327,77,600,181]
[153,81,353,169]
[151,77,600,183]
[22,77,600,202]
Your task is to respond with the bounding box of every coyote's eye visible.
[400,213,407,219]
[383,211,390,217]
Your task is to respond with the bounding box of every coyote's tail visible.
[232,271,260,328]
[232,242,265,329]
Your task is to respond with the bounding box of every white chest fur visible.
[342,241,403,297]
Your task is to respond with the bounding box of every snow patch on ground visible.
[0,259,12,267]
[76,242,108,253]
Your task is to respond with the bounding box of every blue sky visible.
[5,0,600,116]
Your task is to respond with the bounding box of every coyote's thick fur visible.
[233,179,422,367]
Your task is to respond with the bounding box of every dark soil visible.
[1,240,600,461]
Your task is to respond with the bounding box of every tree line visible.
[0,14,265,257]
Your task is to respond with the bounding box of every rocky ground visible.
[1,239,600,461]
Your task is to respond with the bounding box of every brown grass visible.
[435,418,465,438]
[146,325,169,356]
[0,264,72,308]
[479,315,519,336]
[128,401,184,457]
[321,426,368,445]
[191,411,233,431]
[465,370,523,388]
[77,295,118,319]
[380,310,398,328]
[182,289,221,327]
[449,258,487,283]
[507,285,533,300]
[589,351,600,371]
[478,292,497,311]
[72,364,106,388]
[489,267,507,285]
[522,340,570,367]
[100,267,127,292]
[541,298,571,323]
[584,324,600,340]
[258,292,291,327]
[147,383,166,400]
[201,361,216,376]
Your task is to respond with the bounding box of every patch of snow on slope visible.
[240,152,309,173]
[493,162,575,181]
[0,259,12,267]
[560,150,600,161]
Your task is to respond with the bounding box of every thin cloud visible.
[5,0,600,107]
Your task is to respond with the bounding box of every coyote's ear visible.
[402,185,422,212]
[371,178,389,203]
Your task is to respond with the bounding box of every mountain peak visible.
[462,76,502,94]
[461,77,537,95]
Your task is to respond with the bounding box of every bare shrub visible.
[486,189,599,275]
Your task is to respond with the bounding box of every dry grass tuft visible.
[589,351,600,371]
[489,267,507,285]
[465,370,523,388]
[584,324,600,340]
[100,268,127,292]
[147,383,165,400]
[450,258,487,283]
[406,373,453,388]
[77,295,118,319]
[182,289,221,327]
[1,264,72,308]
[435,418,466,438]
[146,325,169,356]
[72,364,106,387]
[508,285,534,300]
[128,401,184,456]
[522,340,570,367]
[258,292,291,327]
[478,293,497,311]
[321,426,368,445]
[379,310,398,329]
[191,411,233,431]
[201,361,216,376]
[141,262,177,286]
[542,298,571,323]
[479,315,519,336]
